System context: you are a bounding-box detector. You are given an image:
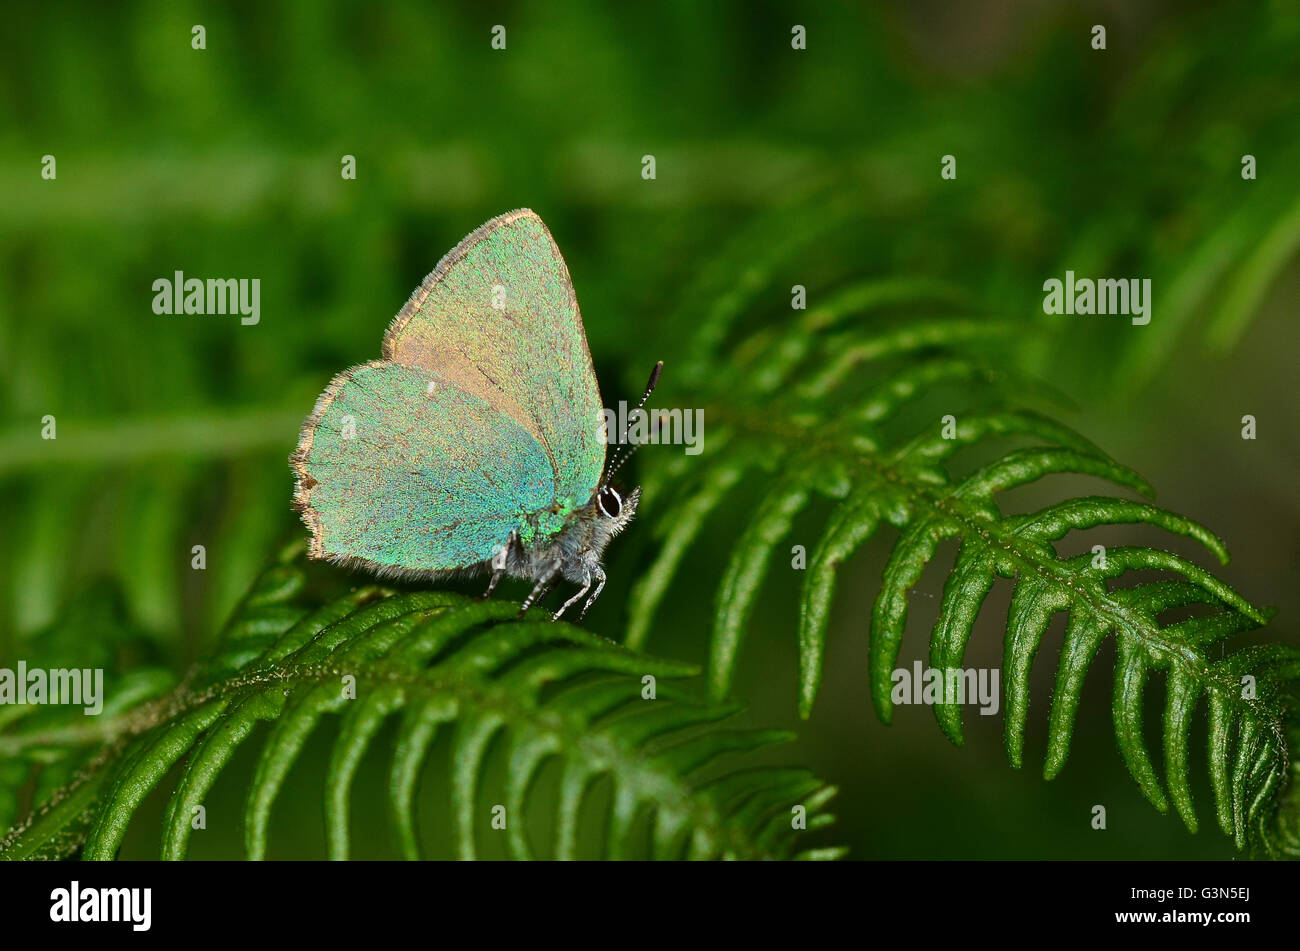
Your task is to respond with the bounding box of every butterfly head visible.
[592,359,658,538]
[596,483,640,530]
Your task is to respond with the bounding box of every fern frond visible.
[0,582,176,842]
[633,278,1300,856]
[0,542,842,861]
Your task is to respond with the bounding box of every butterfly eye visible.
[597,486,622,518]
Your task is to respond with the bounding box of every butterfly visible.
[291,209,660,621]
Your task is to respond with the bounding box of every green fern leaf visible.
[633,274,1300,856]
[0,542,842,861]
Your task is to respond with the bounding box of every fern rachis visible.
[629,270,1300,856]
[0,545,843,861]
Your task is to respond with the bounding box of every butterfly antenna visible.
[605,412,663,482]
[603,360,664,483]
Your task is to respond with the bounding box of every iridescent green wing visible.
[292,361,554,573]
[383,209,606,518]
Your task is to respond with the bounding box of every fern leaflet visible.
[632,272,1300,856]
[0,542,843,861]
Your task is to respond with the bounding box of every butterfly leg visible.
[479,534,513,600]
[552,571,592,622]
[518,562,560,614]
[480,568,505,600]
[577,566,607,621]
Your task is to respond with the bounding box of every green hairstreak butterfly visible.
[291,209,661,620]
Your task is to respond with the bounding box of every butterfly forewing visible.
[383,209,606,514]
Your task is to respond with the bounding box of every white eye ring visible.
[598,486,622,518]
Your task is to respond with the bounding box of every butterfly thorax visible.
[516,505,572,546]
[505,487,640,585]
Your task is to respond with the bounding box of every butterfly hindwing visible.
[292,361,554,574]
[383,209,606,517]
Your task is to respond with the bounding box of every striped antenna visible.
[603,360,663,485]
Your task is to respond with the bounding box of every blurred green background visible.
[1,0,1298,858]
